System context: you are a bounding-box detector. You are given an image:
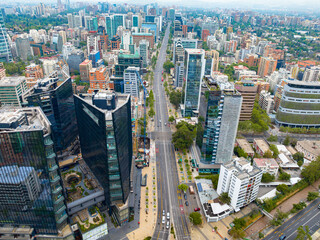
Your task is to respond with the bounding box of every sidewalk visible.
[127,140,158,240]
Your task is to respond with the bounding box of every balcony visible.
[109,166,119,172]
[110,184,121,190]
[49,164,58,172]
[109,175,120,181]
[55,205,66,214]
[56,213,68,225]
[46,152,56,160]
[54,196,65,205]
[44,138,54,146]
[52,186,62,195]
[50,175,60,183]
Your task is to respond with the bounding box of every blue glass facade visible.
[0,11,12,62]
[184,50,205,117]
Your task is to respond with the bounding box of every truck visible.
[189,186,194,195]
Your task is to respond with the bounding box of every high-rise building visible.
[66,49,85,72]
[174,39,185,88]
[15,37,33,61]
[0,77,28,106]
[276,80,320,128]
[0,107,69,235]
[217,158,262,211]
[206,50,219,73]
[235,80,258,121]
[199,79,242,173]
[169,8,175,21]
[173,38,197,63]
[259,90,274,113]
[124,66,140,98]
[22,74,78,151]
[258,57,277,77]
[139,40,149,68]
[132,15,139,28]
[67,13,74,28]
[25,63,44,88]
[74,91,132,225]
[183,49,205,117]
[79,59,92,82]
[113,14,125,37]
[113,51,141,93]
[51,33,63,52]
[88,66,111,93]
[105,15,113,37]
[62,42,75,60]
[302,66,320,82]
[0,10,12,62]
[132,33,154,48]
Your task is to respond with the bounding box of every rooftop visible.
[254,158,279,168]
[236,139,254,154]
[225,157,262,180]
[80,59,92,65]
[297,140,320,156]
[254,138,270,153]
[185,48,205,55]
[132,32,153,36]
[0,76,26,87]
[0,166,34,184]
[0,107,51,134]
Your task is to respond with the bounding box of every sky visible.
[3,0,320,12]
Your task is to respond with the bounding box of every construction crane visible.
[135,69,148,164]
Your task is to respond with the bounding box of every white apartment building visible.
[302,66,320,82]
[124,67,140,98]
[259,90,274,113]
[217,158,262,211]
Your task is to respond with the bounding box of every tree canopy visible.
[301,156,320,184]
[172,121,196,150]
[163,60,174,73]
[219,192,231,204]
[178,184,188,192]
[189,212,202,225]
[262,173,275,183]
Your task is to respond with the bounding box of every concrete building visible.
[62,42,75,60]
[0,77,28,106]
[217,158,262,211]
[235,139,254,157]
[67,49,85,72]
[235,80,258,121]
[79,59,92,82]
[276,80,320,128]
[302,66,320,82]
[183,49,205,117]
[198,79,242,173]
[296,140,320,161]
[174,39,185,88]
[173,38,197,63]
[88,66,111,94]
[25,64,44,88]
[132,33,154,48]
[42,59,58,76]
[258,57,277,77]
[15,37,33,61]
[123,67,140,98]
[253,158,279,176]
[253,139,270,156]
[259,90,274,113]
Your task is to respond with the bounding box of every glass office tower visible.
[0,107,67,234]
[199,80,242,173]
[22,74,78,152]
[183,49,205,117]
[0,11,12,62]
[74,91,132,225]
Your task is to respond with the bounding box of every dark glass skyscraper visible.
[74,91,132,224]
[0,107,67,234]
[22,74,78,152]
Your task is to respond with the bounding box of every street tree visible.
[295,226,311,240]
[219,192,231,204]
[189,212,202,225]
[178,184,188,192]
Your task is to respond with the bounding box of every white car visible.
[166,221,170,229]
[167,212,170,220]
[162,210,165,216]
[162,216,166,224]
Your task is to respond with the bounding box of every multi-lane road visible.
[151,23,191,240]
[264,198,320,240]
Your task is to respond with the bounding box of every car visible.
[184,193,187,200]
[279,235,286,240]
[163,210,165,216]
[162,216,165,224]
[167,212,170,220]
[318,204,320,209]
[166,221,170,229]
[194,208,200,212]
[164,123,167,126]
[185,201,189,206]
